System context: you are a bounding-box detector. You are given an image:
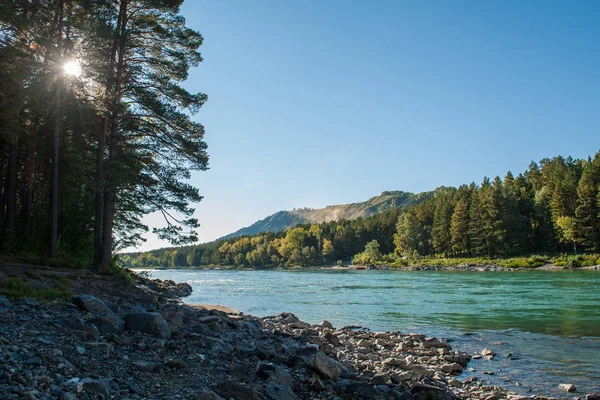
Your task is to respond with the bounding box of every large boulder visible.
[87,314,124,335]
[72,295,112,314]
[308,352,342,380]
[123,312,171,339]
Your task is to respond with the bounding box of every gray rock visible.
[559,383,576,393]
[23,298,39,306]
[123,312,171,339]
[370,373,391,385]
[132,360,162,373]
[197,390,226,400]
[0,295,11,307]
[87,314,124,335]
[81,377,110,398]
[256,361,276,379]
[480,348,496,357]
[269,366,294,388]
[586,394,600,400]
[266,382,297,400]
[72,295,111,314]
[319,320,334,329]
[324,332,341,346]
[214,380,262,400]
[128,382,146,396]
[344,382,379,398]
[423,337,450,349]
[308,351,342,380]
[441,362,463,374]
[49,384,62,396]
[198,315,220,323]
[25,356,42,366]
[410,383,446,400]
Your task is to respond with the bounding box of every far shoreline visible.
[132,263,600,272]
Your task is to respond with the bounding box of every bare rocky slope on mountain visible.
[220,191,433,240]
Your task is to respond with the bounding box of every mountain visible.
[220,190,433,239]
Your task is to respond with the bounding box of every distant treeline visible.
[122,152,600,269]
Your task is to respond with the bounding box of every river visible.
[147,269,600,396]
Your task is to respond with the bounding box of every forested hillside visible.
[122,152,600,269]
[0,1,208,267]
[220,190,430,239]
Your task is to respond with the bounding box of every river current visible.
[147,269,600,396]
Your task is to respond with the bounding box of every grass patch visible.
[552,254,600,268]
[0,277,72,301]
[105,259,135,285]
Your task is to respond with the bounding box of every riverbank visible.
[133,262,600,273]
[1,263,597,400]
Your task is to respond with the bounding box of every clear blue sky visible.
[138,0,600,251]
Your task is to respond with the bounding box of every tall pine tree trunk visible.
[50,0,64,257]
[93,117,106,269]
[23,119,38,236]
[50,84,61,256]
[101,0,127,266]
[5,141,18,232]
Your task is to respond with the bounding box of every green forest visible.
[0,1,208,268]
[123,152,600,269]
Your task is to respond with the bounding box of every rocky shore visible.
[0,267,598,400]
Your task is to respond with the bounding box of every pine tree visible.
[575,160,600,251]
[469,186,487,257]
[450,186,471,256]
[432,190,455,255]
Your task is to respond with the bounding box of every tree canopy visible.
[0,0,208,267]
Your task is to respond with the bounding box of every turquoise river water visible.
[147,269,600,396]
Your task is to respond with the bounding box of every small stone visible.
[128,383,146,396]
[560,384,577,393]
[265,382,297,400]
[76,346,85,355]
[72,295,112,314]
[308,351,342,380]
[214,381,262,400]
[370,373,390,385]
[37,336,53,345]
[448,378,461,387]
[198,315,220,323]
[165,358,186,369]
[319,320,334,329]
[132,361,162,373]
[197,390,225,400]
[441,362,463,374]
[481,348,496,357]
[0,295,11,307]
[81,378,110,398]
[26,356,42,366]
[23,298,39,306]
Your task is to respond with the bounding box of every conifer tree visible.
[575,158,600,251]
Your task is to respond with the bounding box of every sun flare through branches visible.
[63,60,81,76]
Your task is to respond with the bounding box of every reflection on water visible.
[148,269,600,395]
